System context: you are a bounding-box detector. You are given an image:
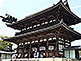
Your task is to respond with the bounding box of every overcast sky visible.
[0,0,81,48]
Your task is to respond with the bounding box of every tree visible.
[0,35,13,51]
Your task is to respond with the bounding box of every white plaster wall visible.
[70,50,75,58]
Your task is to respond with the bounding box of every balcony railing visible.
[1,58,77,61]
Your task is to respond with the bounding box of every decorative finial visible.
[64,0,68,3]
[60,0,62,2]
[63,0,70,10]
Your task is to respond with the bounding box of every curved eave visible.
[6,2,61,30]
[6,24,20,30]
[12,2,61,25]
[4,22,81,44]
[62,23,81,41]
[6,2,81,30]
[4,23,62,44]
[61,3,81,22]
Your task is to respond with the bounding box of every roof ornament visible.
[63,0,70,10]
[60,0,62,2]
[1,14,18,24]
[64,0,68,4]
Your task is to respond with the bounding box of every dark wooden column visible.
[29,41,32,58]
[23,42,25,54]
[64,39,65,47]
[55,38,59,57]
[38,39,40,58]
[46,38,49,58]
[69,40,71,47]
[69,50,70,58]
[63,39,65,57]
[17,43,19,54]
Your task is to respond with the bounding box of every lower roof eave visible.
[4,22,81,44]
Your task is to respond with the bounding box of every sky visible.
[0,0,81,48]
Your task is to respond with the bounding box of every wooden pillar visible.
[69,50,70,58]
[69,40,71,46]
[64,39,65,47]
[37,41,40,51]
[38,39,40,58]
[29,41,31,58]
[55,38,59,57]
[23,42,25,55]
[46,38,49,58]
[17,43,19,54]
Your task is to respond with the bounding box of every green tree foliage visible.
[0,35,13,51]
